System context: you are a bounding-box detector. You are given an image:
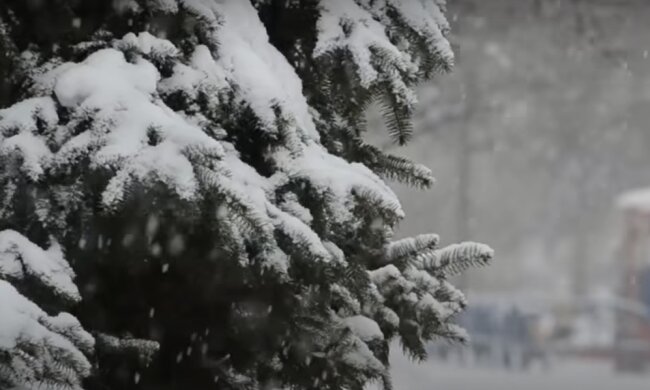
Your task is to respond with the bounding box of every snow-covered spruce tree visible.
[0,1,493,389]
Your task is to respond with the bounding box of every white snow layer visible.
[0,281,93,375]
[344,315,384,341]
[314,0,453,105]
[0,230,80,302]
[314,0,410,87]
[0,97,57,179]
[52,48,223,207]
[181,0,319,139]
[0,0,408,273]
[341,335,385,372]
[0,233,92,385]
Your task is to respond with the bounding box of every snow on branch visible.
[0,97,58,180]
[314,0,414,88]
[421,242,494,276]
[385,233,439,263]
[182,0,319,140]
[0,282,93,389]
[0,230,80,303]
[343,315,384,342]
[314,0,453,96]
[0,230,93,390]
[95,333,160,366]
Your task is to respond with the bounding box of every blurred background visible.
[369,0,650,388]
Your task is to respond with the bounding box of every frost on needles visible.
[0,1,492,389]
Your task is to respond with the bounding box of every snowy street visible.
[383,353,650,390]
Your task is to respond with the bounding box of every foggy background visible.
[368,0,650,388]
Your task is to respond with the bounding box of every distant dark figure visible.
[501,307,530,370]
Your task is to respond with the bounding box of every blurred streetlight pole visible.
[456,109,472,293]
[455,37,478,294]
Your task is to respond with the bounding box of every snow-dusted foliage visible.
[0,0,491,389]
[312,0,454,146]
[314,0,452,104]
[0,230,93,390]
